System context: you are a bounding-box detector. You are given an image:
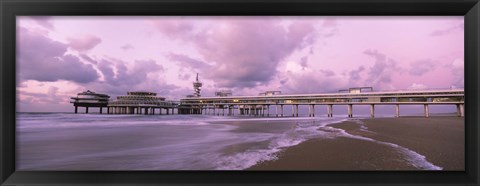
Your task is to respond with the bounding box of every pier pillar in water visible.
[327,104,333,117]
[424,104,429,118]
[222,107,225,116]
[281,105,284,117]
[275,105,278,117]
[347,104,353,118]
[308,105,312,117]
[456,104,461,117]
[460,103,464,117]
[267,105,270,117]
[86,107,89,114]
[167,108,170,115]
[295,105,299,117]
[152,108,155,115]
[144,107,148,115]
[292,105,295,117]
[312,105,315,117]
[395,104,400,118]
[370,104,375,118]
[74,106,78,114]
[262,105,265,117]
[100,107,103,114]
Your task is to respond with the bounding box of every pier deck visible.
[179,89,465,118]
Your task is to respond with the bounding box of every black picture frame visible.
[1,0,479,185]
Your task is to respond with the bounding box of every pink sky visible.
[16,16,464,112]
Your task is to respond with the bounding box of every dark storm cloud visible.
[17,27,100,84]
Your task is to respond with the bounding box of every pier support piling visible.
[307,105,315,117]
[348,104,353,118]
[327,104,333,117]
[292,105,295,117]
[275,105,278,117]
[267,105,270,117]
[281,105,284,117]
[395,104,400,118]
[262,105,265,117]
[370,104,375,118]
[460,103,464,117]
[296,105,299,117]
[424,104,429,118]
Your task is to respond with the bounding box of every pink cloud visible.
[30,16,54,30]
[67,35,102,51]
[151,19,195,39]
[155,18,318,88]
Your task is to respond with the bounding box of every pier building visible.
[70,90,110,114]
[215,90,233,97]
[179,88,465,118]
[107,91,178,115]
[259,91,282,96]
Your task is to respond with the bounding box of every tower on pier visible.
[193,73,202,97]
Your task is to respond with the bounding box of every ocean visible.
[16,113,442,170]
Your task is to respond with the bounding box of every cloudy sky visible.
[17,16,464,112]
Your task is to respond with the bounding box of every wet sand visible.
[248,117,464,170]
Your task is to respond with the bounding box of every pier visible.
[106,91,178,115]
[70,90,110,114]
[178,88,464,118]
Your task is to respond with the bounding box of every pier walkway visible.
[178,89,465,118]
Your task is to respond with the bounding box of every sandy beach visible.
[248,116,464,170]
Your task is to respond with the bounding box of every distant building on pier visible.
[70,90,110,114]
[107,91,177,115]
[259,91,282,96]
[215,89,233,97]
[338,87,373,93]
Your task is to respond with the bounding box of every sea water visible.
[16,113,441,170]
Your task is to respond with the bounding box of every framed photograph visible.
[1,0,479,185]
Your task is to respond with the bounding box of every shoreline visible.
[248,116,464,170]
